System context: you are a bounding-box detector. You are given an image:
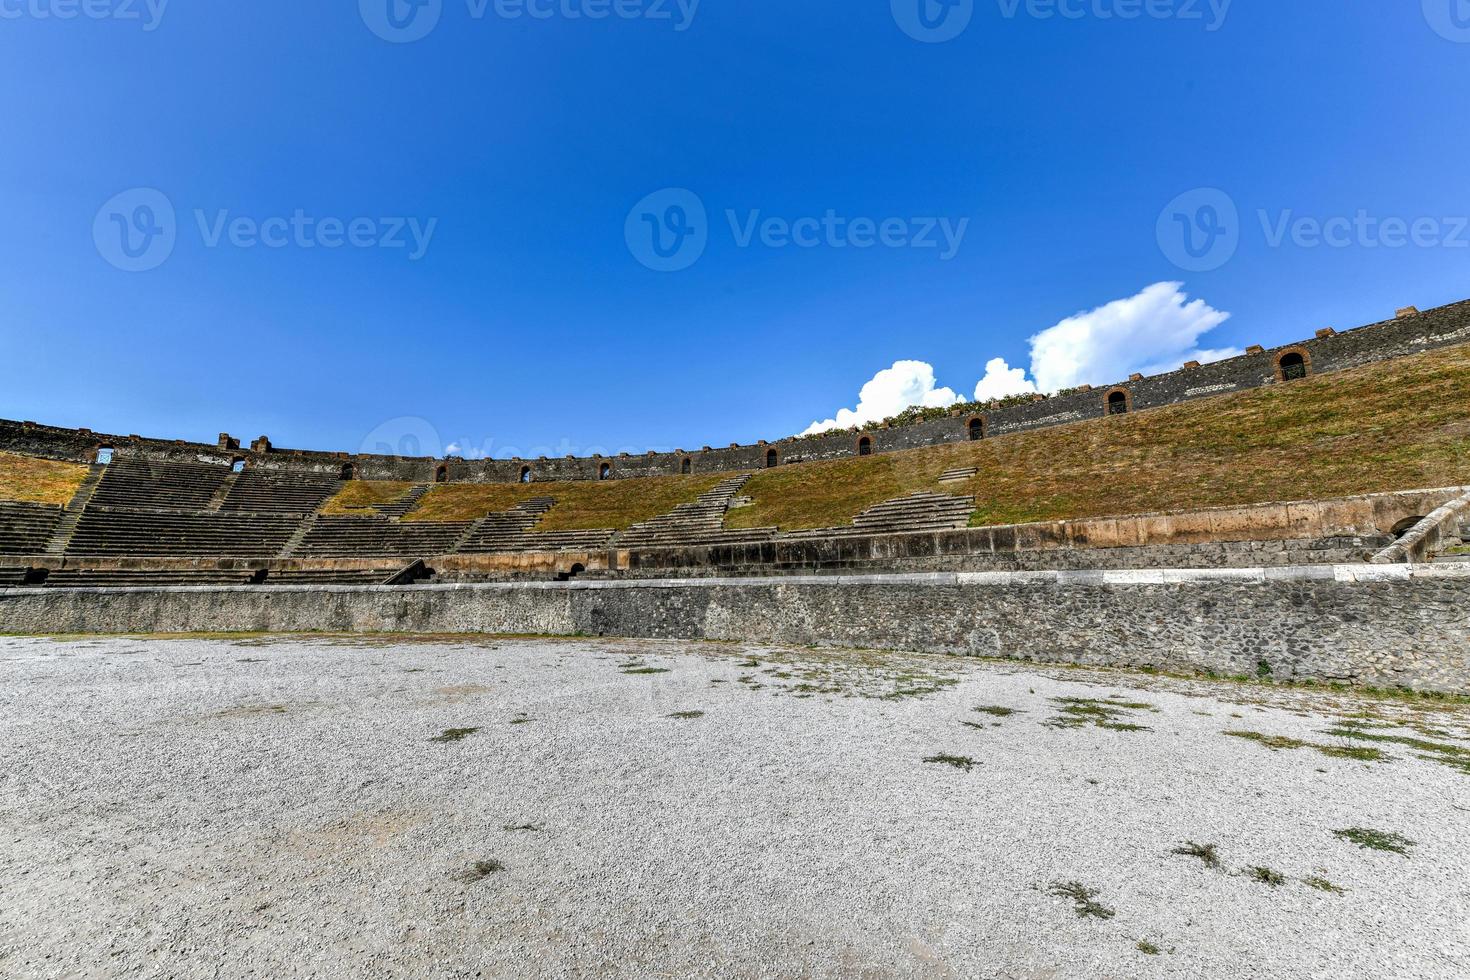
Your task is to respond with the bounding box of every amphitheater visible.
[4,300,1470,978]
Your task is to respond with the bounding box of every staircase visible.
[938,467,979,484]
[616,475,779,549]
[457,498,557,553]
[372,484,430,519]
[44,464,105,555]
[785,491,976,539]
[1,501,65,556]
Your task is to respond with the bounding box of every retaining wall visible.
[4,565,1468,693]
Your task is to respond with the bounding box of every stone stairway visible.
[90,456,230,511]
[785,491,976,539]
[372,485,430,519]
[938,467,979,484]
[0,566,29,587]
[220,471,340,514]
[0,501,65,556]
[45,464,106,555]
[617,475,779,549]
[206,472,241,511]
[457,499,560,553]
[291,516,472,558]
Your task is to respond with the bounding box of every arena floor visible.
[1,635,1467,979]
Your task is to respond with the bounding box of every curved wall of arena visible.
[4,299,1468,483]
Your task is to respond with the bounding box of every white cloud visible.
[797,284,1236,435]
[973,357,1037,402]
[445,442,461,455]
[802,360,960,435]
[1025,282,1237,392]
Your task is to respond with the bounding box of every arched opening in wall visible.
[95,447,114,465]
[231,459,246,474]
[340,463,355,481]
[1278,351,1308,382]
[435,465,448,484]
[1107,391,1129,416]
[681,457,692,475]
[968,418,983,441]
[519,466,532,484]
[858,436,873,457]
[1390,516,1425,539]
[765,448,779,469]
[599,463,611,481]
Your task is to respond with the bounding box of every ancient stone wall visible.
[3,565,1467,693]
[4,299,1468,482]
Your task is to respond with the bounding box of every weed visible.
[1302,875,1345,894]
[974,705,1019,717]
[1137,940,1162,955]
[503,823,542,833]
[455,859,505,883]
[1048,881,1115,920]
[1333,827,1415,855]
[924,754,978,772]
[1246,866,1286,887]
[1171,841,1221,868]
[668,711,706,720]
[1226,730,1390,764]
[1048,697,1152,732]
[622,666,671,675]
[431,727,481,743]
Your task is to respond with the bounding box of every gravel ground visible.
[1,634,1467,980]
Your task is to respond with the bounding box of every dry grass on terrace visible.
[726,343,1470,531]
[405,473,729,530]
[0,451,89,506]
[320,481,416,517]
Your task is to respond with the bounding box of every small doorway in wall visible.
[520,466,532,484]
[599,463,612,481]
[1279,352,1308,381]
[765,448,779,469]
[968,418,983,441]
[1107,391,1129,415]
[436,465,448,484]
[95,447,114,465]
[681,457,692,475]
[340,463,355,481]
[231,459,246,474]
[858,436,873,457]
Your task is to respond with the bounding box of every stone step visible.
[938,467,979,483]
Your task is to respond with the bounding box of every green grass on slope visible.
[0,451,89,506]
[726,343,1470,532]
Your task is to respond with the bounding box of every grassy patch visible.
[1322,726,1470,775]
[503,823,542,833]
[924,753,978,772]
[668,710,706,720]
[1171,841,1221,869]
[1225,730,1390,764]
[1333,827,1416,855]
[1245,866,1287,888]
[455,859,505,883]
[1048,697,1153,732]
[1137,940,1162,956]
[0,451,89,506]
[1048,881,1115,920]
[726,343,1470,531]
[320,481,415,516]
[406,472,728,529]
[430,727,481,743]
[1302,875,1346,894]
[974,705,1020,717]
[622,666,671,676]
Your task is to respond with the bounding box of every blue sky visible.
[2,1,1468,458]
